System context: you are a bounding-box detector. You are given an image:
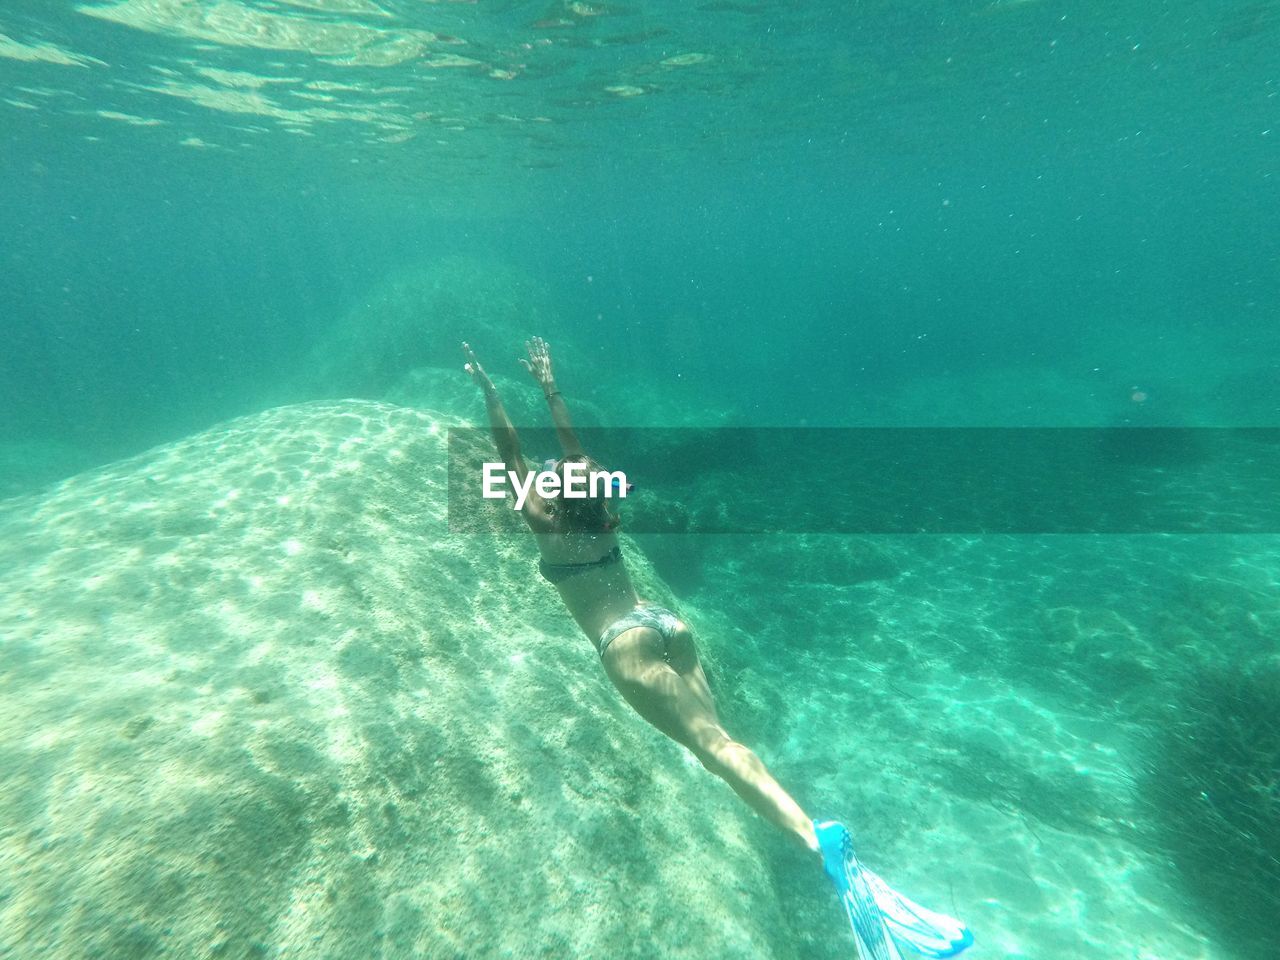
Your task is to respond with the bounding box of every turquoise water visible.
[1,2,1278,958]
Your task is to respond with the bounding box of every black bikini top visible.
[537,545,623,585]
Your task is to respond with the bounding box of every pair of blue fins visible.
[813,820,974,960]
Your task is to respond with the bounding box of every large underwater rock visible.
[0,400,820,960]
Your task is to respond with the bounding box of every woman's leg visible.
[602,625,819,853]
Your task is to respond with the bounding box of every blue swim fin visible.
[814,820,903,960]
[862,867,973,958]
[814,820,973,959]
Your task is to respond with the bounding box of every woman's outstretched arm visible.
[521,336,585,459]
[462,341,532,489]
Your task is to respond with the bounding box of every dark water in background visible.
[2,0,1278,475]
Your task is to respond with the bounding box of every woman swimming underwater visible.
[463,337,971,960]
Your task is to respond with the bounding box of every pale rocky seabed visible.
[0,401,805,958]
[3,397,1270,958]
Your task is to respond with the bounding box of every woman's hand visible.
[462,342,496,394]
[520,336,557,393]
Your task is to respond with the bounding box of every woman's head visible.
[543,455,621,533]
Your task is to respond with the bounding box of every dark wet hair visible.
[546,455,621,533]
